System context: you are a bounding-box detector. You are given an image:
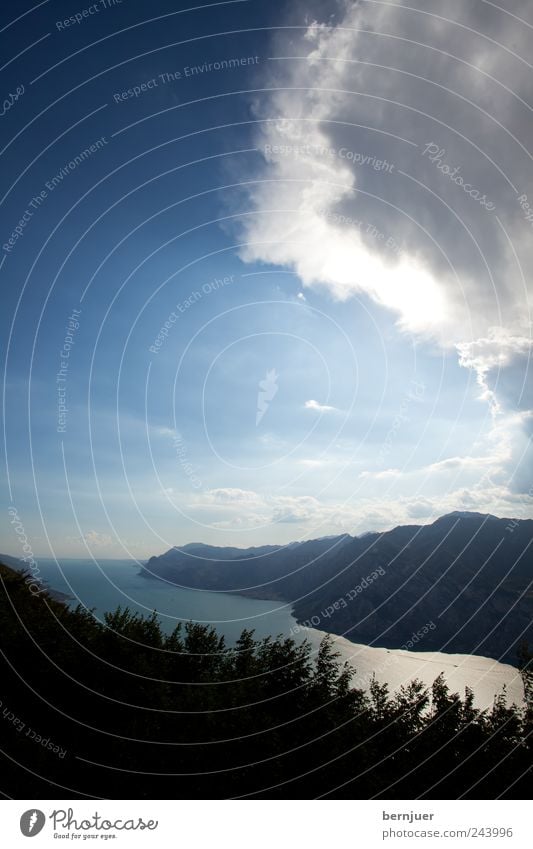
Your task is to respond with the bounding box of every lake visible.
[35,557,300,644]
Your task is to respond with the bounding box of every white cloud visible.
[304,398,339,413]
[271,495,322,524]
[457,329,533,410]
[257,432,287,450]
[233,0,533,500]
[82,530,114,548]
[457,329,532,491]
[359,452,507,490]
[238,0,533,345]
[426,454,503,473]
[204,488,261,504]
[359,468,401,481]
[212,513,270,529]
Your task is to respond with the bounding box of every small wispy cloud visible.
[82,530,114,548]
[304,399,339,413]
[359,454,502,482]
[205,488,260,504]
[359,468,401,481]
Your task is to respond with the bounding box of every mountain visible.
[0,553,71,602]
[142,513,533,664]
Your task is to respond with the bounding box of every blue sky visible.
[2,0,532,558]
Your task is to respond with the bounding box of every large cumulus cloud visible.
[235,0,532,499]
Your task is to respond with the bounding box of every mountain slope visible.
[142,513,533,664]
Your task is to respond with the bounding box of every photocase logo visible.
[256,368,279,425]
[20,810,46,837]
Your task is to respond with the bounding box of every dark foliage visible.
[0,562,531,799]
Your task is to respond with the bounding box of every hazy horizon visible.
[3,508,528,561]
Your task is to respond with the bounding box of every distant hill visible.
[142,513,533,664]
[0,553,71,602]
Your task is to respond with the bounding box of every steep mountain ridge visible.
[142,513,533,663]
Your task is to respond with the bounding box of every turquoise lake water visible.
[34,557,300,644]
